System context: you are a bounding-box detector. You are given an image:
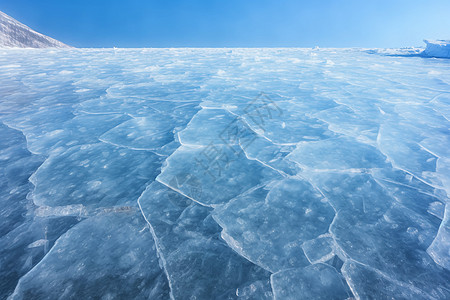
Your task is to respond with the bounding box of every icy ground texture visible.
[0,48,449,300]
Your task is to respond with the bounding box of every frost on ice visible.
[0,48,450,299]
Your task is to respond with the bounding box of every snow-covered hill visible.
[0,10,71,48]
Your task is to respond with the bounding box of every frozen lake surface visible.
[0,48,449,299]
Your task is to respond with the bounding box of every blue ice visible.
[0,48,449,299]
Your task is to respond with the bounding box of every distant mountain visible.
[0,10,71,48]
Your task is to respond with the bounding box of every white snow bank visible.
[422,40,450,58]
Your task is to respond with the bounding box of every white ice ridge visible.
[0,48,449,299]
[0,10,71,48]
[423,40,450,59]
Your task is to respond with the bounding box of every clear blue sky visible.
[0,0,449,48]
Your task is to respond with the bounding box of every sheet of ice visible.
[30,143,161,208]
[213,178,334,273]
[0,48,450,299]
[0,125,79,298]
[331,205,449,297]
[288,136,390,171]
[235,100,335,145]
[100,116,176,150]
[427,205,450,270]
[271,264,351,300]
[157,144,281,207]
[342,260,431,299]
[9,212,169,299]
[302,235,335,264]
[138,182,272,299]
